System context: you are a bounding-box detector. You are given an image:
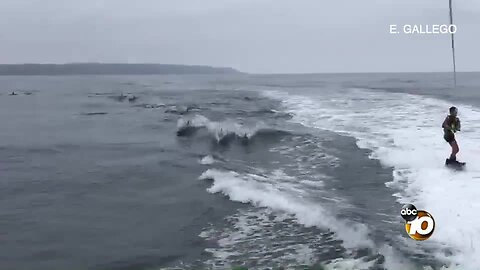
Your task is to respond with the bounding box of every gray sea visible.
[2,73,480,270]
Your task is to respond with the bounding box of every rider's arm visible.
[442,117,450,129]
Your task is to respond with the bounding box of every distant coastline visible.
[0,63,242,75]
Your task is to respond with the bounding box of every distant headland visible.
[0,63,242,75]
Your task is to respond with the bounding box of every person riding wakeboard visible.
[442,106,464,165]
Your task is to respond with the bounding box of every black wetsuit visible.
[442,115,460,144]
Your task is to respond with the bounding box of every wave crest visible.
[176,114,290,144]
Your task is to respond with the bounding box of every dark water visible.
[1,73,480,270]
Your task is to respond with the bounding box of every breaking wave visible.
[176,114,291,144]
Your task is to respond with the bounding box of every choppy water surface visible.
[1,73,480,270]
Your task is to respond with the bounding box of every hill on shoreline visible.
[0,63,241,75]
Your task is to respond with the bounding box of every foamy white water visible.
[200,155,216,165]
[199,168,373,250]
[200,208,389,270]
[264,88,480,269]
[177,114,263,141]
[198,167,417,269]
[199,209,321,269]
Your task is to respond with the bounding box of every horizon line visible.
[0,62,476,75]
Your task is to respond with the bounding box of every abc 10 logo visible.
[401,204,435,241]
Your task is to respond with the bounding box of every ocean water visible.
[1,73,480,270]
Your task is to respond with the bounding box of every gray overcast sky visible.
[0,0,479,73]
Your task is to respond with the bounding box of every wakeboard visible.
[445,159,466,170]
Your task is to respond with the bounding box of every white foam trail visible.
[199,168,373,250]
[263,88,480,269]
[199,155,215,165]
[177,114,264,142]
[200,209,322,269]
[324,257,376,270]
[205,120,250,141]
